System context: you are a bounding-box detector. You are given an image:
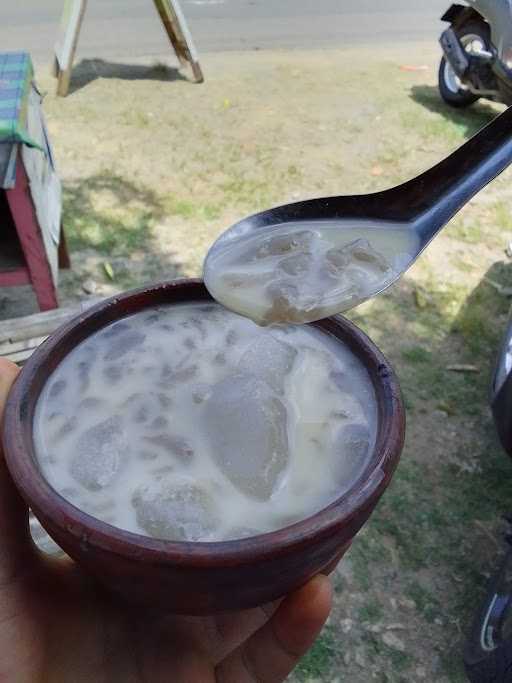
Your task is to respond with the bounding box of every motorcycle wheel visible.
[438,22,490,108]
[464,550,512,682]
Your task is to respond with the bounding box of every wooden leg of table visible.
[6,157,59,311]
[57,68,72,97]
[58,224,71,269]
[191,61,204,84]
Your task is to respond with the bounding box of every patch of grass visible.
[402,346,432,364]
[220,176,276,210]
[63,174,164,255]
[359,597,383,624]
[493,200,512,233]
[295,628,336,681]
[163,195,223,221]
[120,109,151,127]
[380,644,413,673]
[349,527,392,591]
[405,581,441,624]
[450,217,485,244]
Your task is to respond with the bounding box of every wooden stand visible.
[54,0,87,97]
[54,0,203,97]
[0,149,69,311]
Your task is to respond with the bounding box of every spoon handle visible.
[386,105,512,241]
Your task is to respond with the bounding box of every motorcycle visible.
[439,1,512,107]
[464,313,512,681]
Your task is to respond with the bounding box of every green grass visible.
[359,598,384,624]
[295,628,337,681]
[63,173,164,254]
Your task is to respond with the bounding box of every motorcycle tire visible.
[464,550,512,682]
[438,21,490,108]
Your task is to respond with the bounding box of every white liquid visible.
[204,220,420,324]
[33,303,377,542]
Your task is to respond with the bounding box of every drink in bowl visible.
[2,279,404,615]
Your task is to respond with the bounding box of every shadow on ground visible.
[68,58,187,96]
[410,84,501,138]
[59,173,186,303]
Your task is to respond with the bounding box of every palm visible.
[0,359,332,683]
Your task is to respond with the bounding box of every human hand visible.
[0,358,332,682]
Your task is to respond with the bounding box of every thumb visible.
[0,359,35,585]
[217,575,333,683]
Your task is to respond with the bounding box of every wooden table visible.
[0,52,67,312]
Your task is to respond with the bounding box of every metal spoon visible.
[204,105,512,324]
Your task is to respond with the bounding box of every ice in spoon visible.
[204,219,420,325]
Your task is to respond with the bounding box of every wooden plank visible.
[0,297,101,344]
[58,226,71,269]
[0,267,31,287]
[153,0,204,83]
[5,152,59,311]
[4,348,35,364]
[0,335,48,356]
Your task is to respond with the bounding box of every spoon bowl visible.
[204,106,512,324]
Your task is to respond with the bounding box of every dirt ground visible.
[4,44,512,682]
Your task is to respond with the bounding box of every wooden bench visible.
[0,297,100,365]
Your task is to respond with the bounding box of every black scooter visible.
[464,315,512,680]
[439,1,512,108]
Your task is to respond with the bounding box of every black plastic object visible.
[492,317,512,457]
[440,27,470,77]
[464,549,512,681]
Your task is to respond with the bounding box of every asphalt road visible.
[1,1,448,63]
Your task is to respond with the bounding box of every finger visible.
[216,575,333,683]
[0,359,35,585]
[153,599,281,664]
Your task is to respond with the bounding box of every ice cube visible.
[332,423,371,485]
[225,329,238,346]
[203,374,289,500]
[132,480,219,541]
[104,330,146,361]
[183,337,197,350]
[326,239,391,276]
[101,321,132,338]
[238,335,297,394]
[159,362,198,387]
[264,280,319,324]
[330,392,365,422]
[143,434,194,460]
[78,397,104,411]
[70,416,127,491]
[253,229,315,259]
[191,384,211,404]
[221,271,274,289]
[77,360,92,395]
[103,364,123,383]
[151,415,169,430]
[157,393,173,409]
[48,379,66,400]
[278,252,314,276]
[214,352,226,366]
[123,393,163,424]
[49,415,78,444]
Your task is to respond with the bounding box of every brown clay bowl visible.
[2,279,404,615]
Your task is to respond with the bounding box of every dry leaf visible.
[399,65,429,72]
[103,262,115,281]
[446,364,479,373]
